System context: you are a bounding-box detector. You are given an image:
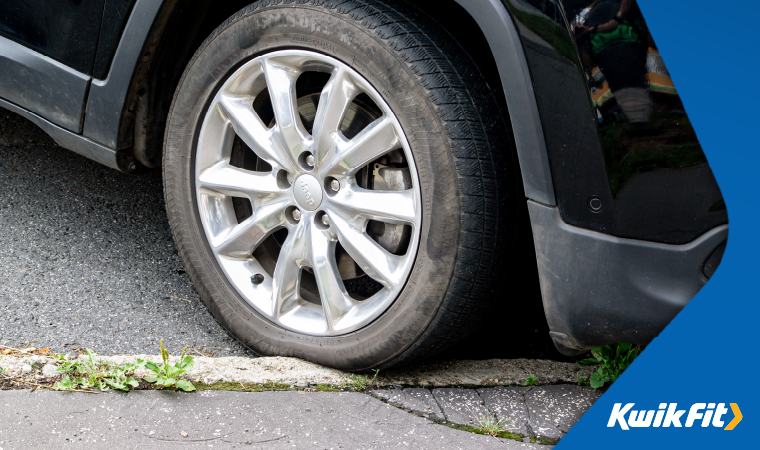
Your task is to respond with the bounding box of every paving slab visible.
[478,386,532,436]
[433,388,491,426]
[524,385,601,439]
[0,390,544,449]
[370,388,446,421]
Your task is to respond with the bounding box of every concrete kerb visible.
[1,354,594,387]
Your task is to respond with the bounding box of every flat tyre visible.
[163,0,520,370]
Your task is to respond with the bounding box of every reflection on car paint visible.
[504,0,727,244]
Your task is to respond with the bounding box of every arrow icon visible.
[724,403,742,430]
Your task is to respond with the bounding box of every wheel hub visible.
[293,174,322,211]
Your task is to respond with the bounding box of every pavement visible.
[372,385,600,440]
[0,389,550,449]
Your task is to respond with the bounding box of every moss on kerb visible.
[194,381,344,392]
[442,421,525,443]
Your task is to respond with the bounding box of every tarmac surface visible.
[0,112,247,357]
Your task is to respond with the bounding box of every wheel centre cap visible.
[293,174,323,211]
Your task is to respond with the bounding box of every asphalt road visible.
[0,111,571,362]
[0,112,247,356]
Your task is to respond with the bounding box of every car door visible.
[0,0,106,132]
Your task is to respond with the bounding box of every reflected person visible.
[575,0,652,123]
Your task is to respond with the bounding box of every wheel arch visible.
[82,0,555,205]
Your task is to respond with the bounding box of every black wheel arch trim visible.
[528,200,728,355]
[78,0,558,207]
[82,0,163,151]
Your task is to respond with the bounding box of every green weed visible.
[472,410,515,437]
[444,421,524,442]
[53,349,144,392]
[579,343,642,389]
[576,372,590,387]
[342,369,379,391]
[523,373,538,386]
[143,340,196,392]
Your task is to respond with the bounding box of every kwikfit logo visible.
[608,403,742,430]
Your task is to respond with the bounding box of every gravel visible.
[0,112,248,356]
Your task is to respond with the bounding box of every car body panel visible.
[0,0,105,75]
[529,200,727,353]
[0,95,119,169]
[504,0,727,244]
[0,35,90,131]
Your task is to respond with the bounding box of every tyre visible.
[163,0,519,370]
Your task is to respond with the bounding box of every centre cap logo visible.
[293,174,323,211]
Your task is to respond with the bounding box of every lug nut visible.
[330,179,340,192]
[292,209,302,222]
[321,214,331,227]
[250,274,264,285]
[306,154,315,168]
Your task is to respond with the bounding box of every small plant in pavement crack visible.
[579,343,642,389]
[342,369,379,391]
[143,340,196,392]
[523,373,538,386]
[469,408,515,436]
[54,349,144,392]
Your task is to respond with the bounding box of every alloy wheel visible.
[194,50,422,336]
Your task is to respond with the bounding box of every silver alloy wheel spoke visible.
[218,95,291,171]
[263,59,310,165]
[329,185,417,224]
[272,222,308,318]
[198,159,281,198]
[196,50,422,336]
[320,116,399,179]
[213,201,290,258]
[312,67,357,167]
[307,223,355,329]
[327,211,404,288]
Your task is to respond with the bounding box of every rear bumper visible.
[528,201,728,355]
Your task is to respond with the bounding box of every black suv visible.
[0,0,727,369]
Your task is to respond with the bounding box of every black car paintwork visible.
[93,0,138,80]
[503,0,727,244]
[0,0,106,75]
